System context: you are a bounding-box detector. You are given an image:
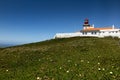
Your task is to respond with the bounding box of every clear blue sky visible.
[0,0,120,44]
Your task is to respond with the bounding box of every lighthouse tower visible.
[83,18,94,30]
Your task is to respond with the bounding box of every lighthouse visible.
[83,18,90,29]
[54,19,120,38]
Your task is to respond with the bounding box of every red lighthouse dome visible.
[83,18,90,27]
[84,18,89,24]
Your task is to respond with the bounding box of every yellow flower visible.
[75,63,77,66]
[81,60,84,62]
[102,68,105,71]
[98,62,100,65]
[6,70,8,72]
[79,74,82,77]
[98,68,101,71]
[87,61,89,63]
[36,77,42,80]
[98,56,100,58]
[66,70,69,73]
[37,77,40,80]
[59,67,62,69]
[110,71,113,74]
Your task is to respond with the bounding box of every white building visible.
[54,19,120,38]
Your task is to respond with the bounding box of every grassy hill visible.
[0,37,120,80]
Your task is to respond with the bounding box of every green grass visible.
[0,37,120,80]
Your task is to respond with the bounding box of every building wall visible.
[99,29,120,37]
[54,29,120,38]
[54,33,82,38]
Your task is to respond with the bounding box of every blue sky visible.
[0,0,120,44]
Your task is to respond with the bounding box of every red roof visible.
[81,27,113,32]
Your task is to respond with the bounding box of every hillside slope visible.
[0,37,120,80]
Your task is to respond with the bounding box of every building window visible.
[94,32,96,34]
[82,32,87,35]
[91,32,93,34]
[82,32,84,35]
[91,32,97,34]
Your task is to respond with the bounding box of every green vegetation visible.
[0,37,120,80]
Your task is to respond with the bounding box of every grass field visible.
[0,37,120,80]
